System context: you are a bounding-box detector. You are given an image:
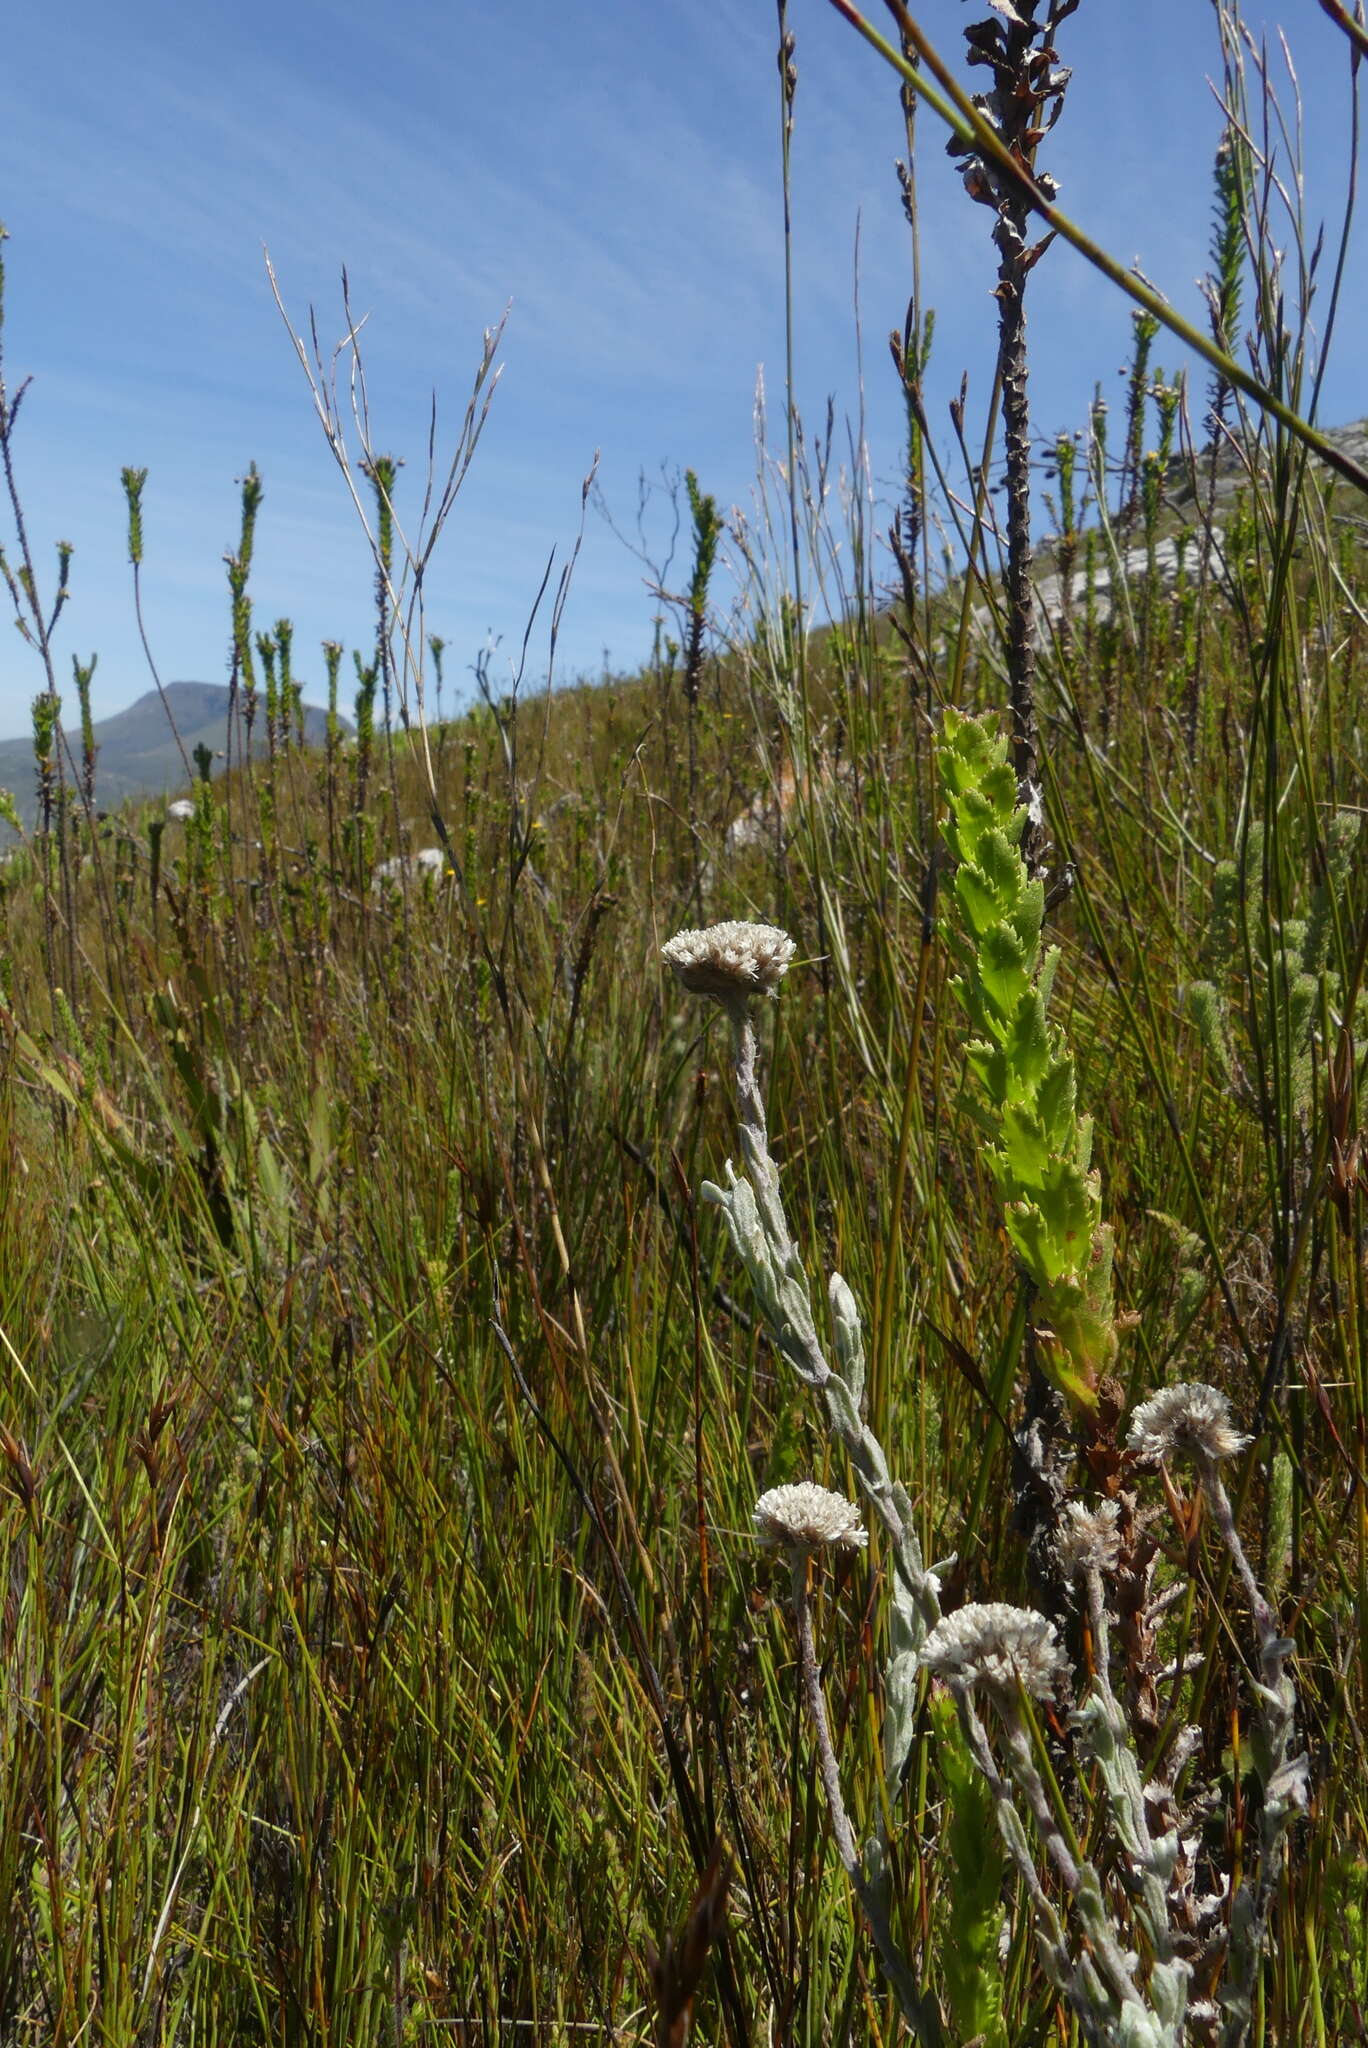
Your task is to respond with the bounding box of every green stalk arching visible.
[938,707,1117,1411]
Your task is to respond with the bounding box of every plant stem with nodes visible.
[824,0,1368,500]
[944,0,1079,871]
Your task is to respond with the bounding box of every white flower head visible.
[920,1602,1071,1704]
[1056,1499,1123,1581]
[753,1481,867,1553]
[662,921,796,1003]
[1126,1383,1250,1469]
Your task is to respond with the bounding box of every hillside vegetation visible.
[2,6,1368,2045]
[0,682,347,831]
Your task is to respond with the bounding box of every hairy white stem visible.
[789,1558,945,2047]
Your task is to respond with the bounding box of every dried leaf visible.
[1020,232,1058,276]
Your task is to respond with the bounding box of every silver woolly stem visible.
[944,1682,1124,2043]
[1199,1461,1306,2048]
[790,1556,861,1875]
[1000,1706,1167,2040]
[717,1008,943,1640]
[1075,1565,1190,2040]
[788,1557,945,2047]
[710,994,946,2038]
[1082,1565,1180,1944]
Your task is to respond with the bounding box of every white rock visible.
[370,847,451,893]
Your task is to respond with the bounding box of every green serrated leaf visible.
[947,788,1001,867]
[1036,943,1060,1018]
[978,827,1027,900]
[1085,1221,1116,1312]
[1074,1111,1094,1173]
[965,1038,1011,1105]
[955,862,1008,941]
[1007,876,1045,958]
[1039,1158,1100,1252]
[1007,1161,1096,1285]
[981,764,1021,822]
[999,1100,1050,1192]
[1034,1319,1105,1409]
[1002,988,1051,1089]
[1006,1199,1072,1286]
[979,924,1033,1024]
[1034,1052,1077,1151]
[1043,1260,1117,1387]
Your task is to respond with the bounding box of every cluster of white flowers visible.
[920,1602,1071,1704]
[753,1481,867,1553]
[685,873,1289,2048]
[661,921,796,1000]
[1056,1498,1123,1580]
[1126,1382,1249,1469]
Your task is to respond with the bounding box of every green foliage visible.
[28,690,56,766]
[72,653,97,805]
[362,452,401,575]
[939,705,1116,1408]
[1147,1209,1210,1338]
[226,463,262,702]
[929,1691,1009,2048]
[322,637,342,738]
[29,689,58,828]
[1205,127,1246,424]
[685,468,722,620]
[1322,1852,1368,2008]
[1188,809,1365,1124]
[120,465,147,566]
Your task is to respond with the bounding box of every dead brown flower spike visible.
[646,1841,733,2048]
[0,1421,37,1516]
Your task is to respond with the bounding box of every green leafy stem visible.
[938,707,1116,1411]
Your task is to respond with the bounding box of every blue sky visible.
[0,0,1362,738]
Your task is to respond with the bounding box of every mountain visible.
[0,681,348,829]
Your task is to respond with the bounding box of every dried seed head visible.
[1126,1382,1250,1469]
[920,1602,1071,1704]
[1056,1499,1122,1581]
[753,1481,867,1553]
[661,921,796,1002]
